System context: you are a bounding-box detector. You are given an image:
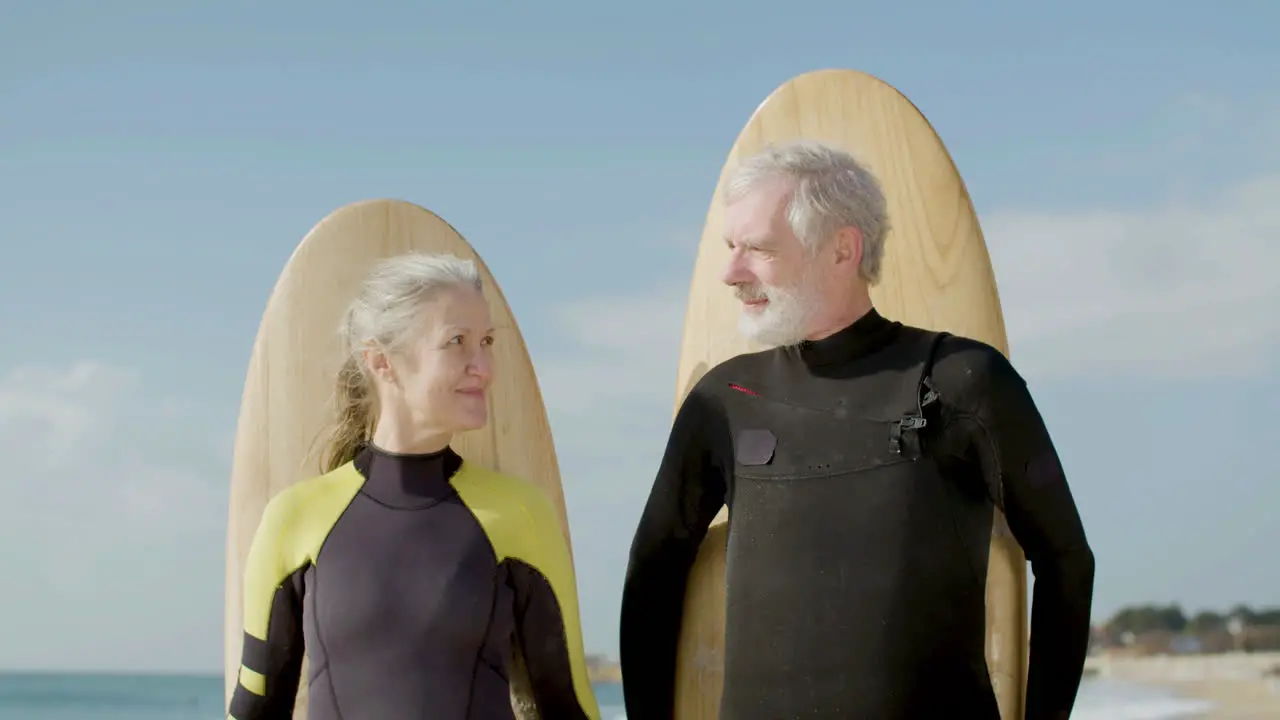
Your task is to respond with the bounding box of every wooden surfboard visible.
[223,199,574,718]
[670,69,1028,719]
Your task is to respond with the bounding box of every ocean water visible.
[0,672,1212,719]
[0,673,626,720]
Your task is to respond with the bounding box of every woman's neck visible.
[371,416,452,456]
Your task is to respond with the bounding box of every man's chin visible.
[740,308,812,347]
[739,315,779,345]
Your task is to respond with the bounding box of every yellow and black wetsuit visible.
[227,445,601,720]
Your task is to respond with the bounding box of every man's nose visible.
[721,251,749,286]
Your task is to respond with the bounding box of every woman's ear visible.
[362,345,397,386]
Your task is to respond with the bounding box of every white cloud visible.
[0,362,134,468]
[0,361,225,671]
[539,289,688,415]
[986,174,1280,379]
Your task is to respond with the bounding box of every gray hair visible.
[341,252,483,360]
[321,252,484,471]
[725,139,890,284]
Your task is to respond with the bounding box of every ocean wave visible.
[1069,677,1216,719]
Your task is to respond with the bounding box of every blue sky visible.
[1,2,1277,672]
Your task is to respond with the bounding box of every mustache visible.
[733,283,770,302]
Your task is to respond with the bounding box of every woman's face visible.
[370,286,496,436]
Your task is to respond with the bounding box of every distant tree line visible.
[1105,604,1280,635]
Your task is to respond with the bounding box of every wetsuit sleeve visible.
[620,383,730,719]
[935,340,1096,720]
[227,494,307,720]
[508,561,598,720]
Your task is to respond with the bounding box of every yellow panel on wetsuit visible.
[452,461,601,719]
[234,466,362,703]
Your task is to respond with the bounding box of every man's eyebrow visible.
[726,235,768,249]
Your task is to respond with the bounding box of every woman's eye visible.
[480,335,494,346]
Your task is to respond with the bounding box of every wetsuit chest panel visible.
[712,349,997,717]
[313,495,501,658]
[725,384,914,480]
[301,466,513,720]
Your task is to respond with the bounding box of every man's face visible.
[721,176,819,346]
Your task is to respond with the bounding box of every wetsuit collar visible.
[354,443,463,508]
[796,307,901,367]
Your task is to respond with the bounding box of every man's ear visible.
[832,226,864,271]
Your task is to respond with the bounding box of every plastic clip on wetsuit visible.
[620,309,1096,719]
[227,446,600,720]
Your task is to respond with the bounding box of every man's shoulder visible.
[686,349,776,397]
[920,329,1026,400]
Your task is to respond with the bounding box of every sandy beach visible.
[1086,651,1280,718]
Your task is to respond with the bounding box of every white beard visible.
[735,277,818,348]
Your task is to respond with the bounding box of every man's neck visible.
[805,291,874,341]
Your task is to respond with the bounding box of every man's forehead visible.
[725,197,787,247]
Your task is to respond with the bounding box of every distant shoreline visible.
[1087,651,1280,719]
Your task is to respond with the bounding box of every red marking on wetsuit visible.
[729,383,759,396]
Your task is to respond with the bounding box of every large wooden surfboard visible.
[223,199,573,718]
[670,69,1028,719]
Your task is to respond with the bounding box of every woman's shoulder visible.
[454,461,559,520]
[453,461,575,575]
[257,462,365,533]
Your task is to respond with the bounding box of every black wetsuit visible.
[620,309,1095,719]
[228,445,600,720]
